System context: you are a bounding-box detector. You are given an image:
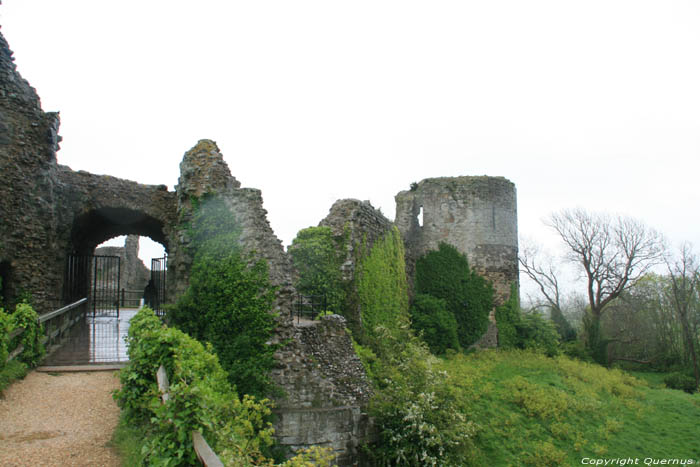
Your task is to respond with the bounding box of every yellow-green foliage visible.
[356,227,410,343]
[436,349,700,465]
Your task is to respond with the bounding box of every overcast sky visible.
[2,1,699,292]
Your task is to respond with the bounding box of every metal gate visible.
[149,255,167,316]
[64,255,121,317]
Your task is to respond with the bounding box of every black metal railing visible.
[291,293,327,323]
[150,256,167,316]
[119,289,145,308]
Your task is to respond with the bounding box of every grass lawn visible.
[437,350,700,466]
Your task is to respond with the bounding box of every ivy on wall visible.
[414,242,494,348]
[495,282,520,348]
[356,227,410,344]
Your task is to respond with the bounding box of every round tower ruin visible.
[395,176,518,306]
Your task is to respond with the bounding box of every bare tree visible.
[546,208,666,361]
[519,239,575,340]
[666,243,700,391]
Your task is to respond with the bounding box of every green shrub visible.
[561,340,591,362]
[415,243,494,348]
[288,226,345,313]
[495,283,520,348]
[115,307,277,466]
[0,308,11,367]
[356,227,410,344]
[117,307,333,467]
[410,293,460,355]
[663,372,697,394]
[550,307,577,342]
[352,235,479,464]
[516,312,561,357]
[169,196,277,398]
[171,252,277,397]
[9,302,45,367]
[364,327,477,466]
[0,359,29,395]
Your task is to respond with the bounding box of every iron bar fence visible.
[64,255,122,318]
[120,289,145,308]
[291,293,327,323]
[149,255,167,316]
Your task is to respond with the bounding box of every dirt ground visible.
[0,371,121,467]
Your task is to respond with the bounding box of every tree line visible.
[521,208,699,392]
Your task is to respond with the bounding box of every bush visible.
[663,372,697,394]
[410,293,460,355]
[0,302,44,372]
[9,302,45,367]
[169,196,277,398]
[363,327,477,466]
[415,243,494,348]
[288,226,345,314]
[495,283,520,348]
[515,312,561,357]
[171,252,277,397]
[0,359,29,395]
[561,340,592,362]
[116,307,333,466]
[114,307,277,465]
[0,308,11,367]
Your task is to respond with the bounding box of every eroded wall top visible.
[395,176,518,303]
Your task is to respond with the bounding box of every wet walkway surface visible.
[41,308,138,366]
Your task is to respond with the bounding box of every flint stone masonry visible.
[271,315,373,465]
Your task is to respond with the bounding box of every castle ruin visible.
[0,29,517,464]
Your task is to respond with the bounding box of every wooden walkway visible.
[40,308,138,367]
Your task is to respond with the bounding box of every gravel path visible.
[0,371,122,467]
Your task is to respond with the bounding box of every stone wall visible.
[172,142,371,464]
[173,139,296,312]
[271,315,373,465]
[317,199,394,334]
[395,176,519,347]
[0,30,63,310]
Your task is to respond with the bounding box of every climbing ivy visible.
[356,227,410,344]
[288,226,345,313]
[414,242,494,348]
[495,282,520,348]
[169,196,277,398]
[9,302,45,367]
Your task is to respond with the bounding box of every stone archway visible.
[69,207,169,257]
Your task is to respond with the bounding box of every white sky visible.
[2,1,699,290]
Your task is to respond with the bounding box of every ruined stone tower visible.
[395,176,518,305]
